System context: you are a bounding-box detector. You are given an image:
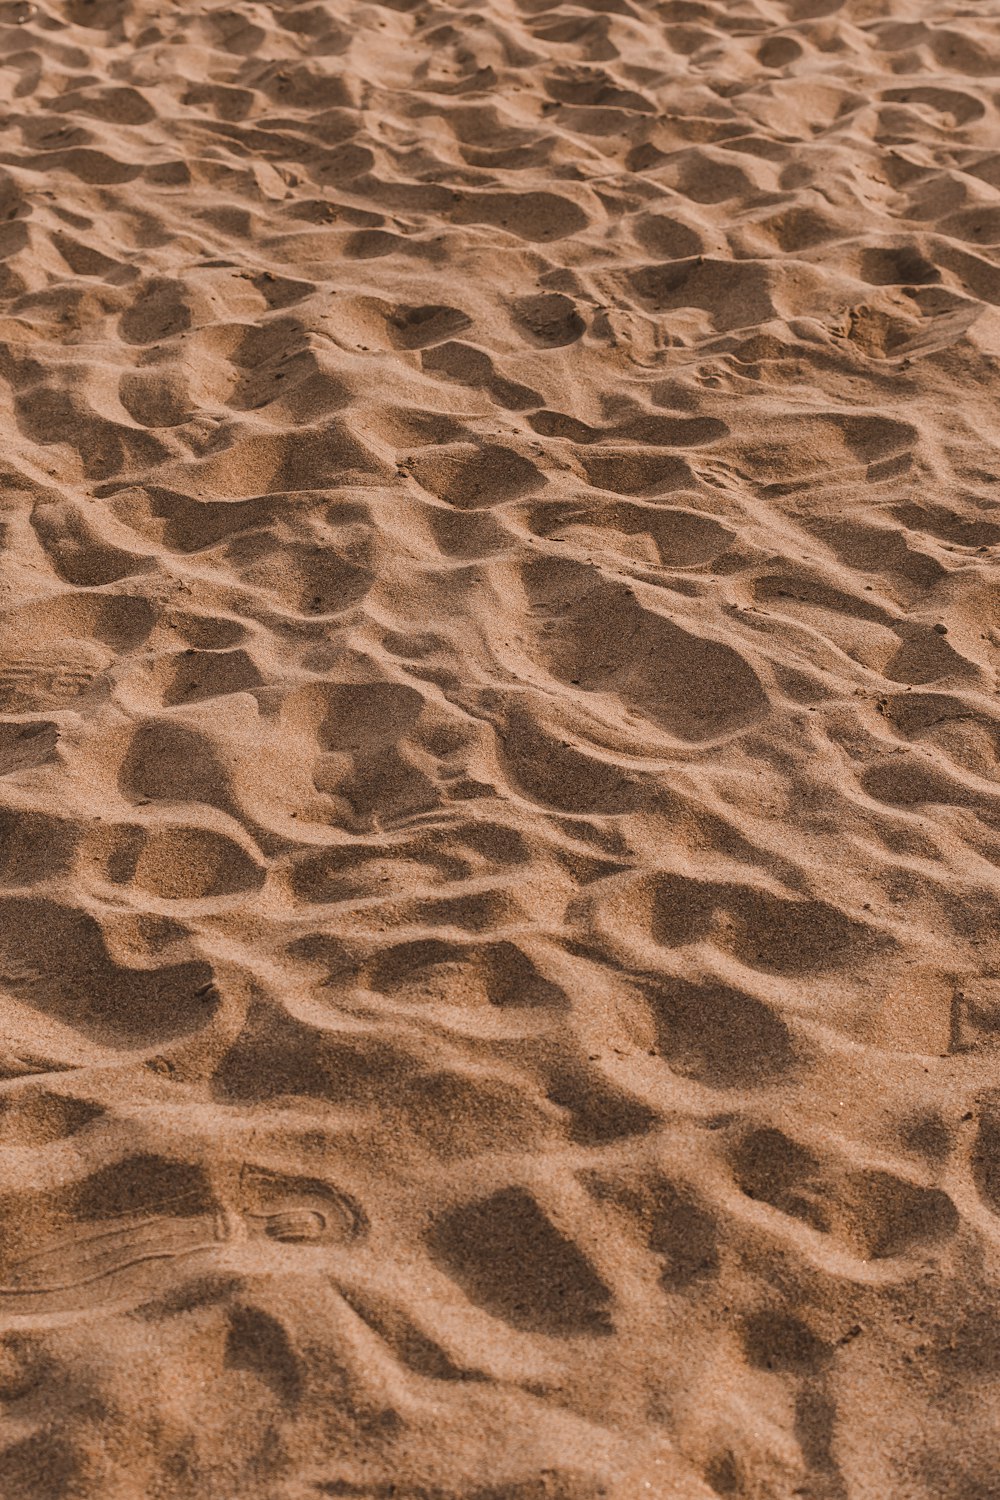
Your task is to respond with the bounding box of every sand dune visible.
[0,0,998,1493]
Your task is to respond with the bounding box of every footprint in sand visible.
[0,1161,364,1308]
[0,643,110,713]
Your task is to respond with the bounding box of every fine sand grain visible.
[0,0,999,1495]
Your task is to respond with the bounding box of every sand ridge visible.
[0,0,998,1494]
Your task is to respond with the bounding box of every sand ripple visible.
[0,0,998,1494]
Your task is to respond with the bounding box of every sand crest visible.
[0,0,998,1494]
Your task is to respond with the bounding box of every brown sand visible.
[0,0,998,1494]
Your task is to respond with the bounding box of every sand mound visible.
[0,0,998,1494]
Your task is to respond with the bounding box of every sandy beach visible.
[0,0,998,1494]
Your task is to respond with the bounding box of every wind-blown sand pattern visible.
[0,0,998,1493]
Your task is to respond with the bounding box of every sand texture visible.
[0,0,999,1493]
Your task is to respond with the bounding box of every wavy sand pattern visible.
[0,0,998,1494]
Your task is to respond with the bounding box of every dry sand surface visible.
[1,0,1000,1494]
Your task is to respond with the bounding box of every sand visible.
[0,0,998,1493]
